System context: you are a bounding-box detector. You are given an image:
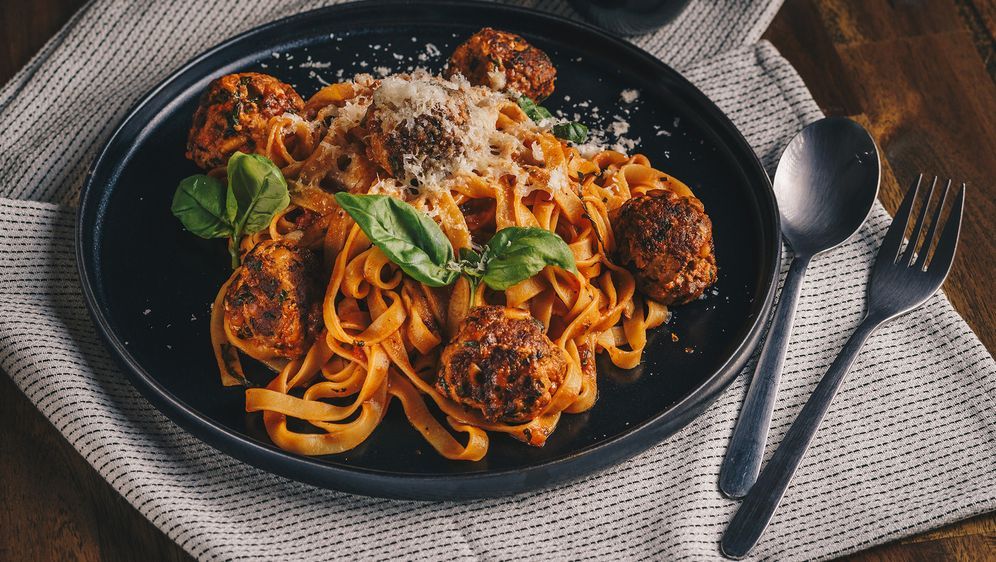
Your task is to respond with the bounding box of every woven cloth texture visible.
[0,1,993,560]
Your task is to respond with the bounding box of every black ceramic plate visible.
[77,0,780,500]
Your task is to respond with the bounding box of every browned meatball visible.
[224,240,322,360]
[436,306,567,424]
[187,73,304,169]
[363,103,464,180]
[362,75,468,181]
[614,191,718,305]
[446,28,556,101]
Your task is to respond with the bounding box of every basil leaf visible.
[552,122,589,144]
[171,174,234,239]
[334,193,460,287]
[456,247,484,300]
[458,247,485,278]
[518,96,588,143]
[481,227,577,290]
[517,95,552,122]
[227,152,290,235]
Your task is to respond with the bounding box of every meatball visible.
[362,75,468,181]
[187,73,304,169]
[436,306,567,424]
[613,190,718,305]
[446,28,556,101]
[224,240,322,360]
[363,104,464,180]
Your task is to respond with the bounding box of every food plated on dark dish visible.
[173,28,719,461]
[77,1,779,499]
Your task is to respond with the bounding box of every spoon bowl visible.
[719,117,880,499]
[774,117,881,256]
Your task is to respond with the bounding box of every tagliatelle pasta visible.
[199,66,701,461]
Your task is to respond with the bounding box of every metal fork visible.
[720,175,966,559]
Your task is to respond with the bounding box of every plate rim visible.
[76,0,781,500]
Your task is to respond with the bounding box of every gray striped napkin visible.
[1,1,993,560]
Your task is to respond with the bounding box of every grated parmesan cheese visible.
[366,70,521,191]
[487,69,507,91]
[611,136,641,154]
[547,166,569,193]
[620,89,640,103]
[318,68,617,202]
[531,141,545,162]
[609,118,630,137]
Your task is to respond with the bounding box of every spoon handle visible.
[721,316,880,559]
[720,254,811,499]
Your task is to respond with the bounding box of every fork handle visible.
[721,315,882,559]
[720,254,812,498]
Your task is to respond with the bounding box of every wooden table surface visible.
[1,0,993,560]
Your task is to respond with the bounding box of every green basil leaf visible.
[458,247,485,278]
[334,193,460,287]
[552,121,589,144]
[517,95,552,122]
[171,174,234,239]
[456,247,484,300]
[227,152,290,235]
[481,227,577,290]
[459,247,480,263]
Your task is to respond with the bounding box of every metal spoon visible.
[719,117,880,499]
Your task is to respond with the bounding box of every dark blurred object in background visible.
[568,0,690,36]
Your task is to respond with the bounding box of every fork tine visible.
[925,183,965,276]
[900,176,938,266]
[877,174,922,266]
[913,179,952,270]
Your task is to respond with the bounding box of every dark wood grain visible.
[0,0,84,80]
[0,0,993,560]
